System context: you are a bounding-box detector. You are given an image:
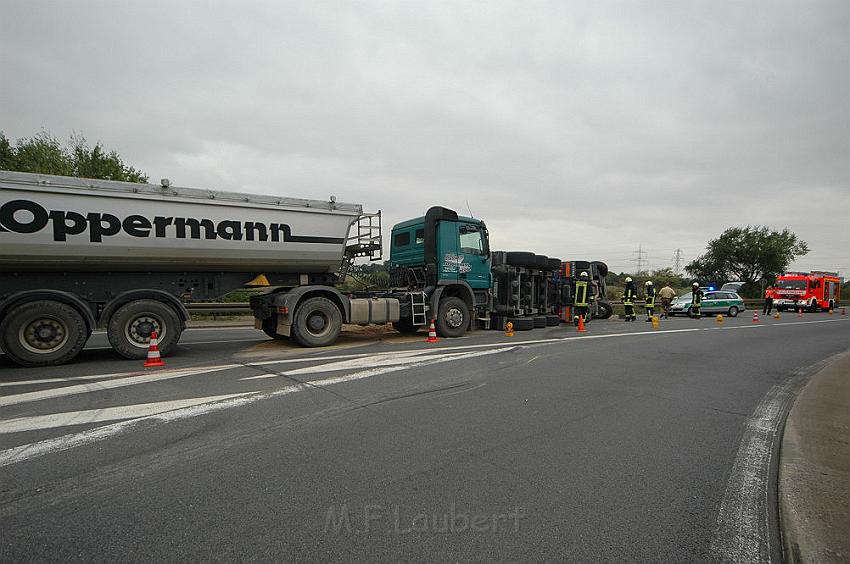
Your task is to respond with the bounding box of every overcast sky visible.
[2,1,848,277]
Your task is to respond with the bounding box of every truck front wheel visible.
[291,297,342,347]
[107,299,182,360]
[0,300,89,367]
[436,297,469,338]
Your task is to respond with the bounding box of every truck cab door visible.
[437,220,460,282]
[458,222,491,289]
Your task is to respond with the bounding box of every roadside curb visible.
[779,350,850,563]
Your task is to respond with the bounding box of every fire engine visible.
[772,271,842,312]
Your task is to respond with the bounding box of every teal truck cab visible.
[388,206,492,337]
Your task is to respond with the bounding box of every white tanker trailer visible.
[0,170,385,367]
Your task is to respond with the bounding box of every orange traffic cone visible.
[425,319,439,343]
[577,315,587,333]
[505,321,514,337]
[797,307,803,318]
[752,311,760,324]
[143,330,165,367]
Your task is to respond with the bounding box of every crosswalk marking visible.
[0,393,252,433]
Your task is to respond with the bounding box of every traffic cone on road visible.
[798,307,803,318]
[505,321,514,337]
[143,331,165,368]
[651,316,660,329]
[842,307,846,316]
[715,314,724,325]
[425,319,439,343]
[774,311,781,320]
[577,315,587,333]
[752,311,760,324]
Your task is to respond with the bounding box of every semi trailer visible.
[1,170,604,367]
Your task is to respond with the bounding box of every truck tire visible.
[436,296,469,338]
[591,261,609,277]
[546,314,561,326]
[291,296,342,347]
[809,300,819,313]
[534,255,550,269]
[261,315,288,340]
[508,317,534,331]
[0,300,89,367]
[546,258,562,271]
[392,319,421,334]
[594,300,614,319]
[533,315,547,328]
[505,252,536,268]
[107,299,182,360]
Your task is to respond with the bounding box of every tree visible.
[686,226,809,294]
[0,130,147,182]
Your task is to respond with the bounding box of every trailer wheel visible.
[546,258,562,271]
[291,297,341,347]
[591,261,609,277]
[546,314,561,326]
[261,316,288,340]
[594,300,614,319]
[0,300,89,367]
[508,317,534,331]
[505,252,536,268]
[108,299,182,359]
[436,297,469,337]
[533,315,547,328]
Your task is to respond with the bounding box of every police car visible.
[669,290,746,317]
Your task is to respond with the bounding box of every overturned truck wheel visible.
[0,300,89,367]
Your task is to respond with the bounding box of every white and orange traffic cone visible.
[797,307,803,318]
[143,330,165,367]
[752,311,760,324]
[425,319,439,343]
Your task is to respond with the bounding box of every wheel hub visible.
[307,313,328,333]
[127,316,161,345]
[445,308,464,328]
[21,318,67,352]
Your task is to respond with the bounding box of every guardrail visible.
[186,303,251,315]
[185,299,846,316]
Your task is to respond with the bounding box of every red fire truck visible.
[772,271,842,312]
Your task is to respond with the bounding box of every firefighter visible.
[644,280,656,321]
[691,282,703,319]
[573,271,593,326]
[623,277,637,321]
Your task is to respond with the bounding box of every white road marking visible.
[709,355,837,563]
[0,393,252,433]
[241,350,483,380]
[0,365,238,407]
[0,347,514,467]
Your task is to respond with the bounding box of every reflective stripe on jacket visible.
[574,281,590,306]
[623,287,636,305]
[645,287,656,307]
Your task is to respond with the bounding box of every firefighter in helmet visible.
[691,282,703,319]
[573,271,593,326]
[644,280,656,321]
[623,276,637,321]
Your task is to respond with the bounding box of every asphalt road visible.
[2,313,849,561]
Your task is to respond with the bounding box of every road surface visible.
[2,313,848,561]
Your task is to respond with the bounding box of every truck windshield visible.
[777,280,807,290]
